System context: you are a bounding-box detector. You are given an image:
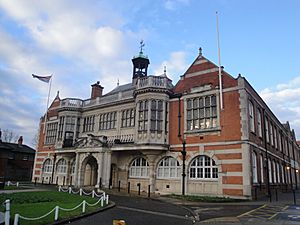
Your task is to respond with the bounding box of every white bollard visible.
[69,187,72,194]
[13,214,19,225]
[80,188,82,196]
[16,182,19,187]
[101,198,104,207]
[92,190,95,198]
[82,200,86,213]
[4,199,10,225]
[58,186,61,192]
[7,181,10,187]
[54,206,59,221]
[103,192,106,201]
[106,195,109,205]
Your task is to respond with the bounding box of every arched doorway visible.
[82,156,98,187]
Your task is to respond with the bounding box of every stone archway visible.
[81,156,98,187]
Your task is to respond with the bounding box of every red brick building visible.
[0,137,35,182]
[32,48,300,199]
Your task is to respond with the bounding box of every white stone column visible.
[147,155,157,192]
[103,150,112,188]
[75,153,81,187]
[96,151,104,188]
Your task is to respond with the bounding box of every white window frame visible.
[274,127,278,149]
[277,162,280,183]
[189,155,218,180]
[129,157,149,178]
[249,101,255,133]
[43,159,53,173]
[268,159,272,183]
[265,118,270,143]
[157,157,181,179]
[260,154,264,183]
[186,95,218,131]
[270,123,274,146]
[56,158,67,174]
[273,160,277,183]
[257,110,262,137]
[252,152,258,183]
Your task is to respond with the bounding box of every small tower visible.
[132,40,150,81]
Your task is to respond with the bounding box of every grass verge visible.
[167,194,248,203]
[0,191,104,225]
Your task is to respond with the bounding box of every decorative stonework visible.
[74,134,108,148]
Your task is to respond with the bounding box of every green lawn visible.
[0,191,105,225]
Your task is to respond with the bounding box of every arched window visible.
[277,162,281,183]
[281,164,285,183]
[157,157,180,179]
[273,160,277,183]
[252,152,258,183]
[189,155,218,180]
[43,159,53,173]
[268,159,272,183]
[56,158,67,174]
[129,157,149,178]
[260,154,264,183]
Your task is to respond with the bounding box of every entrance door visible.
[83,157,98,186]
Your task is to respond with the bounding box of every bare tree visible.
[1,129,19,143]
[31,133,39,148]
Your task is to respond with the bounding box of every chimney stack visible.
[91,81,104,99]
[18,136,23,146]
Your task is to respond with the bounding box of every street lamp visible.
[181,140,186,196]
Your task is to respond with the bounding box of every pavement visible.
[1,183,300,225]
[103,187,300,225]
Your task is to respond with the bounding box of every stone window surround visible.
[183,90,221,134]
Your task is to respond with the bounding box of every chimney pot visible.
[91,82,104,99]
[18,136,23,146]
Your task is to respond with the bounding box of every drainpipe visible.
[174,93,186,196]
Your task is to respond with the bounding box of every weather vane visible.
[139,40,145,54]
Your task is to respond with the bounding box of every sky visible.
[0,0,300,147]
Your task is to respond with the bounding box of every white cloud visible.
[153,51,188,81]
[0,0,146,146]
[260,76,300,139]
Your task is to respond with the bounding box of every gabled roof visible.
[0,141,35,154]
[172,54,237,94]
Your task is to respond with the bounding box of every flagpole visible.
[43,75,53,133]
[216,11,224,110]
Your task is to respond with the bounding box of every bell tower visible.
[132,40,150,81]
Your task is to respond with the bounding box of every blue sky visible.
[0,0,300,146]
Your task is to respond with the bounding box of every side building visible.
[0,136,35,182]
[32,48,300,199]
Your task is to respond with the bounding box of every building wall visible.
[32,52,300,199]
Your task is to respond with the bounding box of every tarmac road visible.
[68,194,196,225]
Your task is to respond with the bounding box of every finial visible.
[56,90,60,98]
[139,40,145,54]
[199,47,202,56]
[164,66,167,75]
[117,79,119,86]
